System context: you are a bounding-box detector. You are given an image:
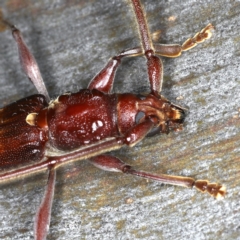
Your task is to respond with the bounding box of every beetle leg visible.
[88,155,226,199]
[89,0,163,95]
[88,56,121,93]
[88,47,144,94]
[182,23,214,51]
[89,22,214,94]
[121,119,154,147]
[130,1,214,96]
[153,24,214,58]
[130,0,163,96]
[34,165,56,240]
[2,20,50,101]
[0,138,124,182]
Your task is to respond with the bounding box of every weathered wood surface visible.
[0,0,239,239]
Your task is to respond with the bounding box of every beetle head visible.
[137,93,186,136]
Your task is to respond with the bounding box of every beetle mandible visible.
[0,0,225,239]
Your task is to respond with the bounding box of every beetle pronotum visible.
[0,0,225,239]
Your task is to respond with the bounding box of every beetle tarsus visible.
[182,23,214,51]
[194,180,226,199]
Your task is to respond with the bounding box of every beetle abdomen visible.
[0,95,48,168]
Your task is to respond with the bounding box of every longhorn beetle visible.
[0,0,225,239]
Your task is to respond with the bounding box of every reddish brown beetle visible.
[0,0,225,239]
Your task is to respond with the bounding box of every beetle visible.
[0,0,225,239]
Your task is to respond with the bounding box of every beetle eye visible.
[135,111,145,123]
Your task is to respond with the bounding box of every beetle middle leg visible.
[35,165,56,240]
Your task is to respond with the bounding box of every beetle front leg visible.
[130,1,214,96]
[121,118,154,147]
[129,0,163,96]
[88,22,213,95]
[88,56,121,93]
[88,47,147,94]
[88,155,226,199]
[153,23,214,58]
[2,20,50,101]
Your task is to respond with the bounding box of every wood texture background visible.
[0,0,239,239]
